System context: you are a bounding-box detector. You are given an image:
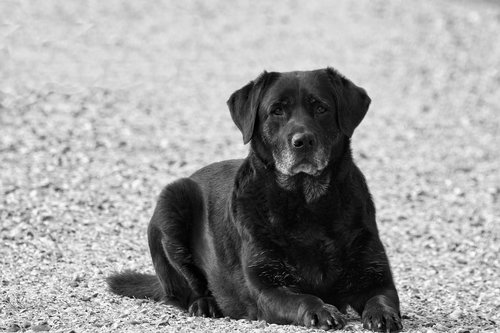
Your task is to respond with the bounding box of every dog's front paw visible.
[188,297,222,318]
[300,301,345,330]
[362,303,402,332]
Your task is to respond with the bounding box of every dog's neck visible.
[247,137,354,203]
[274,171,331,203]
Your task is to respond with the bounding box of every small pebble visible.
[6,324,20,332]
[32,323,50,332]
[433,323,447,331]
[449,309,463,319]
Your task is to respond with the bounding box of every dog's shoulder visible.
[190,159,243,188]
[188,159,244,215]
[337,162,378,233]
[343,162,374,209]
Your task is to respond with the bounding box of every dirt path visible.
[1,1,499,332]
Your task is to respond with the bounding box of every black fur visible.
[107,271,163,301]
[107,68,403,331]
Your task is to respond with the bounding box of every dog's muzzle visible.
[274,131,328,176]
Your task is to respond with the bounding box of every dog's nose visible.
[291,132,316,149]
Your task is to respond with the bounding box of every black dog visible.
[107,68,403,332]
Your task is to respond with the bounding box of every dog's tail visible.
[106,270,164,301]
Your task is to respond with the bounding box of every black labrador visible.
[107,68,403,332]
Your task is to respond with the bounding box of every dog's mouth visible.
[273,147,329,177]
[289,159,323,176]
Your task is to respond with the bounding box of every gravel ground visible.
[1,1,499,332]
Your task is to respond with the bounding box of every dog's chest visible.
[270,224,349,291]
[293,235,342,288]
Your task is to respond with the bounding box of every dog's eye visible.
[271,107,284,116]
[316,106,327,114]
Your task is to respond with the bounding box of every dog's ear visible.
[227,71,272,144]
[326,67,371,138]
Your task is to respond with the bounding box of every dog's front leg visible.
[243,251,345,330]
[256,287,345,330]
[360,288,403,332]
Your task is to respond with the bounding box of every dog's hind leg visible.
[148,178,222,318]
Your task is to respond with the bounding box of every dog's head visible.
[227,68,370,177]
